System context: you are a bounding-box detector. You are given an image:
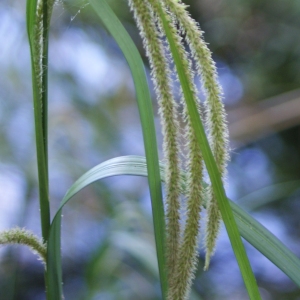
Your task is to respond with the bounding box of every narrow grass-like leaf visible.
[47,0,167,298]
[26,0,37,43]
[49,155,300,299]
[89,0,166,295]
[65,155,300,286]
[231,201,300,287]
[154,3,261,299]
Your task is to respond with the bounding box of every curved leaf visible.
[47,155,300,299]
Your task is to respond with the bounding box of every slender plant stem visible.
[26,0,51,243]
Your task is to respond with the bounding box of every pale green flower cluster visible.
[32,0,56,114]
[128,0,182,281]
[0,227,47,264]
[163,0,229,271]
[34,0,44,106]
[129,0,229,299]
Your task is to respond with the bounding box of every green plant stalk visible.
[154,2,261,299]
[26,0,50,244]
[26,1,52,298]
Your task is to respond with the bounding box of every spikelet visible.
[146,1,205,298]
[169,105,204,300]
[0,228,47,265]
[129,0,229,297]
[163,0,230,270]
[34,0,44,108]
[128,0,182,285]
[33,0,56,113]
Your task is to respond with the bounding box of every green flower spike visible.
[0,227,47,265]
[128,0,182,286]
[33,0,44,104]
[130,0,229,298]
[33,0,56,114]
[163,0,230,270]
[145,1,205,298]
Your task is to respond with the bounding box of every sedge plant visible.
[0,0,300,299]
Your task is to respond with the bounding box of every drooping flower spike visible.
[145,1,205,299]
[162,0,229,270]
[128,0,182,286]
[32,0,57,109]
[128,0,229,298]
[0,227,47,264]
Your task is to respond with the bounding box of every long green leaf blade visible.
[88,0,166,296]
[26,0,37,42]
[47,0,167,298]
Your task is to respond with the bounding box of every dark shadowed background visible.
[1,0,300,299]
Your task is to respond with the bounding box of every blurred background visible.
[1,0,300,299]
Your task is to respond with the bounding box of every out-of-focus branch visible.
[228,89,300,145]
